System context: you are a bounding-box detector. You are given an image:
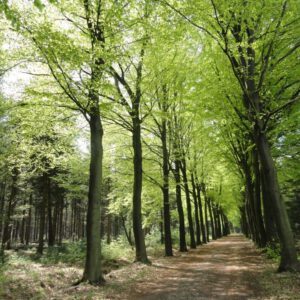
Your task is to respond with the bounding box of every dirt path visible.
[127,235,264,300]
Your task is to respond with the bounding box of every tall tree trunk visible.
[180,159,196,249]
[2,171,18,250]
[25,194,32,246]
[161,116,173,256]
[196,183,207,243]
[131,117,148,263]
[82,111,104,283]
[208,198,216,240]
[204,196,210,242]
[58,194,64,246]
[255,125,300,271]
[37,173,47,255]
[191,173,201,245]
[48,182,55,247]
[173,160,187,252]
[253,149,267,247]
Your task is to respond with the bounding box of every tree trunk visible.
[48,181,55,247]
[253,149,267,247]
[25,194,32,246]
[196,183,207,243]
[2,172,18,250]
[208,198,216,240]
[204,196,210,242]
[161,116,173,256]
[37,173,47,255]
[261,170,277,243]
[131,117,149,263]
[180,159,196,249]
[255,126,300,271]
[191,173,201,245]
[173,160,187,252]
[82,111,104,284]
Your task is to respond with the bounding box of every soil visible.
[127,235,265,300]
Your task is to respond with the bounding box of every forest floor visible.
[1,235,300,299]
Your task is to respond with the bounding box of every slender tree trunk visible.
[58,194,64,246]
[48,182,55,247]
[173,160,187,252]
[180,159,196,249]
[2,172,18,250]
[204,197,210,242]
[196,183,207,243]
[25,194,32,246]
[37,173,47,255]
[191,173,201,245]
[82,111,104,283]
[208,198,216,240]
[161,116,173,256]
[131,116,148,263]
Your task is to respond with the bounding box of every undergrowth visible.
[263,243,281,261]
[24,237,135,266]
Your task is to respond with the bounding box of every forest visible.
[0,0,299,299]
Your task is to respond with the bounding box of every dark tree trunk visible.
[48,182,55,247]
[191,173,201,245]
[161,114,173,256]
[131,116,149,263]
[261,171,277,243]
[2,172,18,250]
[208,198,216,240]
[37,173,47,255]
[58,194,64,246]
[25,194,32,246]
[196,183,207,243]
[255,125,300,271]
[204,196,210,242]
[173,160,187,252]
[82,111,105,283]
[253,149,267,247]
[180,159,196,249]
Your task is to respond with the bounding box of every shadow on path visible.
[129,235,264,300]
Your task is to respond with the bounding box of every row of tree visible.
[0,0,299,285]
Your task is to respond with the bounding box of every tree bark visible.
[82,111,105,284]
[161,114,173,256]
[191,173,201,245]
[208,198,216,240]
[196,183,207,243]
[132,116,149,263]
[173,160,187,252]
[37,173,47,255]
[180,159,196,249]
[255,125,300,271]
